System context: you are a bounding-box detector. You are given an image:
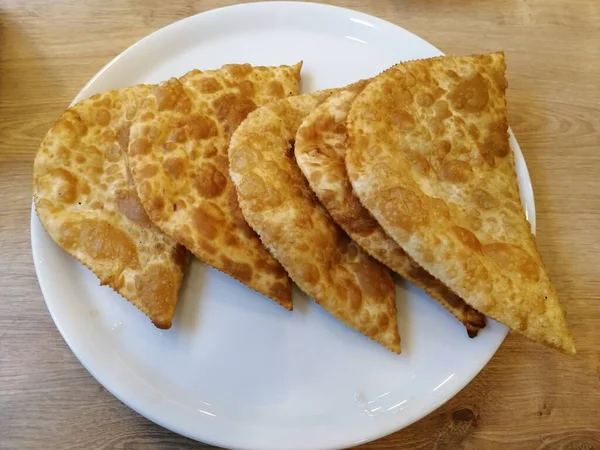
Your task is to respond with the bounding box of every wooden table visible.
[1,0,599,448]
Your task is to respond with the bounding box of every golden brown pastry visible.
[346,52,575,353]
[229,91,401,353]
[33,86,188,329]
[295,82,486,336]
[128,63,303,310]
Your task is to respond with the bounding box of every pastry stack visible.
[33,53,575,355]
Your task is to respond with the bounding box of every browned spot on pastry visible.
[472,188,500,210]
[193,163,227,198]
[153,79,190,113]
[163,157,186,179]
[468,123,480,139]
[416,92,434,107]
[381,187,427,232]
[96,108,111,126]
[483,243,539,281]
[378,313,390,330]
[257,259,287,279]
[267,80,284,98]
[192,205,223,240]
[195,77,222,94]
[224,63,253,79]
[481,123,510,158]
[116,190,151,226]
[59,220,139,268]
[351,260,393,300]
[40,168,79,204]
[141,111,155,121]
[237,80,255,97]
[151,196,165,214]
[429,119,445,135]
[221,256,253,283]
[138,164,158,179]
[434,100,452,120]
[269,282,289,303]
[104,144,120,163]
[199,240,217,255]
[187,115,218,140]
[448,73,489,113]
[299,263,320,285]
[407,152,431,175]
[390,109,415,131]
[238,171,268,200]
[213,93,257,134]
[453,226,482,253]
[345,281,363,311]
[439,159,472,183]
[56,146,70,160]
[129,138,151,157]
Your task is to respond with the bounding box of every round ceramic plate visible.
[31,3,535,449]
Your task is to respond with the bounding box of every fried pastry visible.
[128,63,303,310]
[229,91,401,353]
[346,52,575,353]
[33,86,188,328]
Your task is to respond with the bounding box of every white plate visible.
[31,3,535,449]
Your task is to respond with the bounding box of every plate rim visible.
[31,2,536,449]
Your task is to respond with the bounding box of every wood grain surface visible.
[1,0,599,449]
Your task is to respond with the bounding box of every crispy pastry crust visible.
[229,91,401,353]
[346,52,575,353]
[128,63,303,310]
[34,86,188,328]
